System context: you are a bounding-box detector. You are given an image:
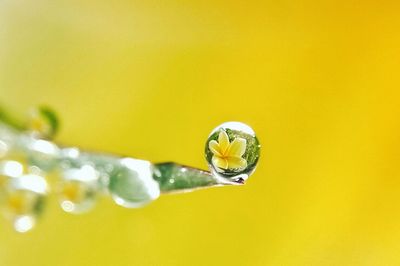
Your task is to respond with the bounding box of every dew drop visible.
[14,215,35,233]
[26,138,60,171]
[58,164,99,214]
[109,159,160,208]
[1,173,47,233]
[205,122,260,183]
[0,160,24,178]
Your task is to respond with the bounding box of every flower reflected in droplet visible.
[208,130,247,171]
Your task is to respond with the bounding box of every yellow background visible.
[1,0,400,265]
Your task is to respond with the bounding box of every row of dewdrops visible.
[0,123,160,233]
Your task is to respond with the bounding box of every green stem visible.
[153,162,238,193]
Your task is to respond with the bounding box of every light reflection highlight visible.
[14,215,35,233]
[0,161,24,178]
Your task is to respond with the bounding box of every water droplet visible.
[1,173,47,233]
[58,164,99,214]
[109,159,160,208]
[0,160,26,195]
[26,138,60,171]
[205,122,260,183]
[0,160,24,178]
[61,147,80,159]
[14,215,35,233]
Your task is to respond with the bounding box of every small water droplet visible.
[61,147,80,159]
[58,164,99,214]
[1,173,47,233]
[205,122,260,183]
[26,138,60,171]
[14,215,35,233]
[0,160,24,178]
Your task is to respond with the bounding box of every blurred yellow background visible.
[1,0,400,265]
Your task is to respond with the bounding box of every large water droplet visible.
[205,122,260,183]
[109,159,160,208]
